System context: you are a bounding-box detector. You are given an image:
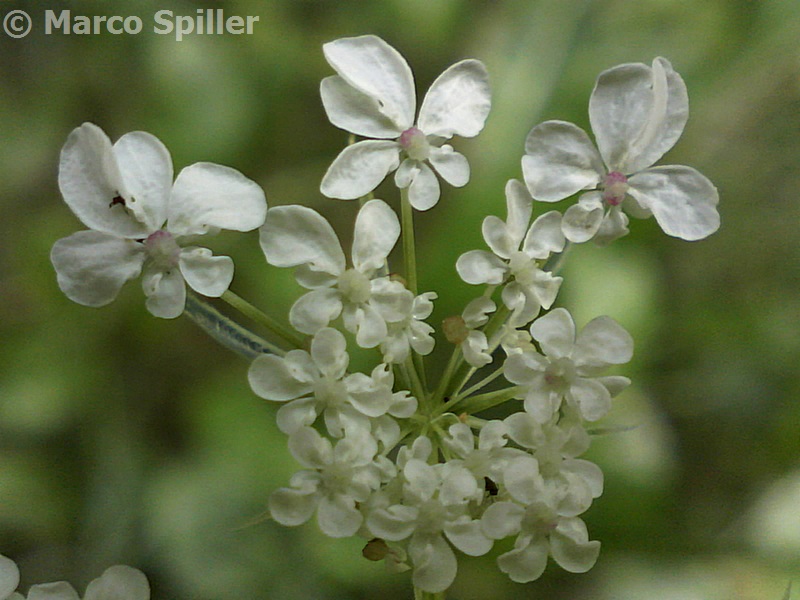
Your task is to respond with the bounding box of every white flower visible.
[0,556,149,600]
[367,457,493,593]
[248,327,405,437]
[481,456,601,583]
[442,297,496,368]
[443,421,525,489]
[380,291,437,363]
[456,180,565,325]
[504,308,633,423]
[522,57,719,243]
[269,427,390,538]
[51,123,267,318]
[260,199,412,347]
[320,35,491,211]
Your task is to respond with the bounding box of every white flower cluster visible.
[0,555,149,600]
[44,34,719,596]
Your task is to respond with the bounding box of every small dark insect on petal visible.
[109,194,126,208]
[484,477,499,496]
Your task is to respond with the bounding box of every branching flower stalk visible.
[34,34,721,599]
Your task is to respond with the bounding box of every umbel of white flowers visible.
[43,34,719,595]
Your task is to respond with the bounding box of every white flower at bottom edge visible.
[503,307,633,423]
[522,58,719,244]
[481,456,600,583]
[319,35,491,211]
[51,123,267,318]
[0,556,149,600]
[269,426,390,538]
[367,458,493,593]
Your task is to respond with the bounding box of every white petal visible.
[317,494,363,538]
[0,555,20,598]
[505,179,534,247]
[563,459,604,499]
[352,199,400,273]
[167,163,267,236]
[83,565,150,600]
[462,296,495,328]
[51,231,145,307]
[310,327,349,378]
[323,35,415,129]
[481,501,525,539]
[142,266,185,319]
[530,308,575,358]
[248,350,315,401]
[456,250,507,285]
[27,582,81,600]
[269,487,318,527]
[409,534,458,593]
[113,130,173,231]
[178,247,233,297]
[349,303,389,348]
[551,518,600,573]
[573,315,633,367]
[320,75,403,138]
[562,195,604,243]
[405,162,440,211]
[522,210,565,259]
[288,426,332,467]
[58,123,151,238]
[522,121,604,201]
[463,331,491,368]
[503,457,542,504]
[445,422,474,457]
[627,165,720,240]
[418,59,491,138]
[289,289,343,335]
[261,205,345,276]
[276,398,318,434]
[428,146,469,187]
[497,538,549,583]
[569,378,612,422]
[504,411,544,449]
[590,58,688,173]
[444,518,493,556]
[321,140,401,200]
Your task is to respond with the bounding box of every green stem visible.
[221,289,306,349]
[400,188,418,295]
[183,291,284,359]
[442,385,523,417]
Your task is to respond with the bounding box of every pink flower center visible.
[602,171,629,206]
[144,230,181,269]
[398,126,430,161]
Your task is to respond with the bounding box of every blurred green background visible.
[1,0,799,598]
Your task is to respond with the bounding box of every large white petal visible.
[0,554,19,598]
[178,247,233,297]
[428,146,469,187]
[456,250,507,285]
[530,308,575,358]
[352,199,400,273]
[627,165,720,240]
[522,210,565,259]
[444,518,493,556]
[409,534,458,593]
[505,179,533,248]
[113,130,173,231]
[317,494,363,538]
[497,538,549,583]
[275,398,318,434]
[310,327,349,378]
[562,194,604,243]
[418,59,491,138]
[58,123,150,238]
[83,566,150,600]
[568,378,612,422]
[551,518,600,573]
[260,205,345,275]
[573,315,633,367]
[481,501,524,539]
[522,121,604,202]
[323,35,415,129]
[269,487,318,527]
[51,230,145,307]
[289,289,343,335]
[141,266,185,319]
[26,582,81,600]
[167,163,266,236]
[405,161,440,211]
[320,75,403,138]
[321,140,401,200]
[248,350,315,401]
[589,58,688,173]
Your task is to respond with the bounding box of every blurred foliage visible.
[1,0,799,598]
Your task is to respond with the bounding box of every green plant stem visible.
[221,289,306,349]
[400,188,418,295]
